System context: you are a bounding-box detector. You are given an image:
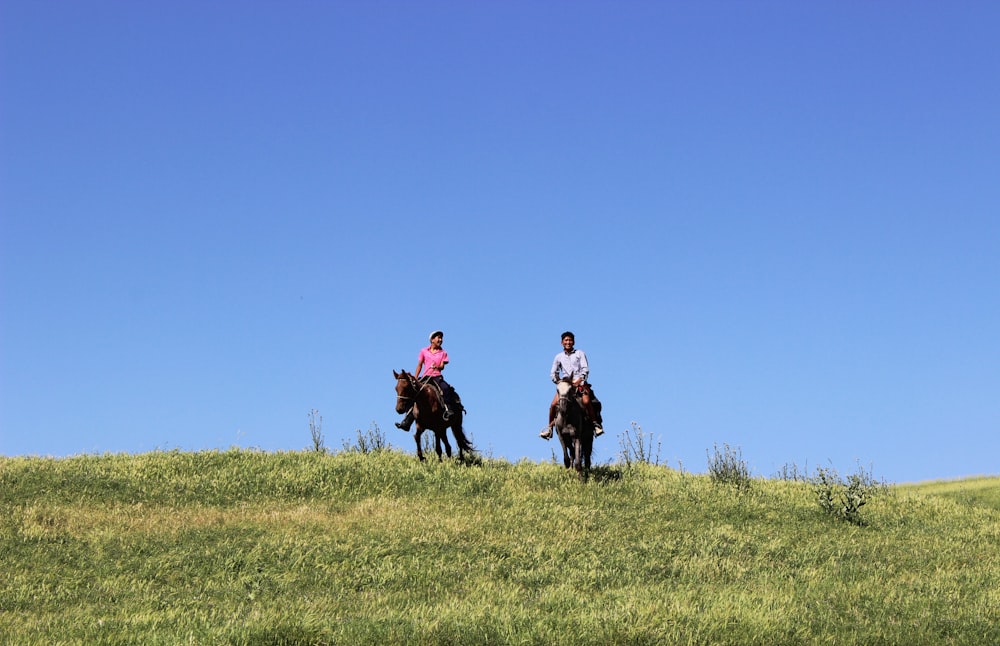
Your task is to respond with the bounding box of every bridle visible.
[556,379,581,415]
[395,374,415,406]
[396,372,428,406]
[397,372,437,407]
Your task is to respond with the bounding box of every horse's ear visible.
[393,370,400,378]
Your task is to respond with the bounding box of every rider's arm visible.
[550,354,561,383]
[414,349,425,378]
[576,351,590,384]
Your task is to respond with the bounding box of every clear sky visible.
[2,2,998,483]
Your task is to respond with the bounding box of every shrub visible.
[707,443,751,489]
[811,462,886,526]
[341,422,389,454]
[773,462,809,482]
[308,409,325,453]
[618,421,662,467]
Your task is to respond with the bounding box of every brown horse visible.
[394,370,474,461]
[553,377,594,476]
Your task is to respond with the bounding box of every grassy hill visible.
[900,475,1000,512]
[2,447,998,645]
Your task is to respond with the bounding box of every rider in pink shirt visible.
[396,330,460,431]
[416,343,448,378]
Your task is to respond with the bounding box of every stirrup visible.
[539,426,552,440]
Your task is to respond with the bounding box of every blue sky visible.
[2,2,998,483]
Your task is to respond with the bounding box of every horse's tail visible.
[449,418,475,454]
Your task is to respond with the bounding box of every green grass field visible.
[2,448,998,645]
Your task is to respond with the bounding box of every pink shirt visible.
[418,346,449,377]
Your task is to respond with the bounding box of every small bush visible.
[341,422,389,454]
[773,462,808,482]
[308,409,325,453]
[618,421,662,467]
[811,462,886,526]
[707,443,751,489]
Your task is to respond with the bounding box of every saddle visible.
[419,376,464,414]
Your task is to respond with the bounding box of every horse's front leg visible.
[414,427,426,461]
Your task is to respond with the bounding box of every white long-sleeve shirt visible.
[550,349,589,383]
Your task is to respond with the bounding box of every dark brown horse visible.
[394,370,474,461]
[553,377,594,476]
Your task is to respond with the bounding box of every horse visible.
[553,377,594,476]
[393,370,475,461]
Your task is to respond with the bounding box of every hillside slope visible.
[2,450,998,645]
[902,476,1000,511]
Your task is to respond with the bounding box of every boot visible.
[586,402,603,436]
[395,411,414,432]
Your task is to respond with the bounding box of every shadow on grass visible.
[456,452,484,467]
[586,465,623,484]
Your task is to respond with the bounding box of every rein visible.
[396,374,433,404]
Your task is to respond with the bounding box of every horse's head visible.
[394,370,417,414]
[555,378,575,413]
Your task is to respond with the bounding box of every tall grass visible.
[2,449,998,644]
